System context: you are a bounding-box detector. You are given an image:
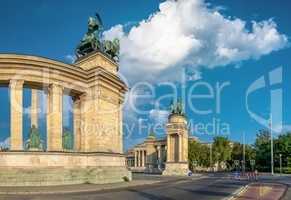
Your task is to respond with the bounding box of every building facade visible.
[126,135,198,174]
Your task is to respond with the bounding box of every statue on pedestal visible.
[26,125,43,151]
[76,14,103,58]
[170,98,185,116]
[62,128,73,151]
[76,13,120,61]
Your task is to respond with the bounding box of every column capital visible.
[9,79,24,88]
[47,83,64,93]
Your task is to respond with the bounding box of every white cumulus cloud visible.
[103,0,288,84]
[149,109,169,124]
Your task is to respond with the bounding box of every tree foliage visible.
[254,130,291,172]
[230,142,255,170]
[187,130,291,173]
[212,136,232,165]
[188,140,210,170]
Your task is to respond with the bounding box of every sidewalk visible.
[0,179,164,195]
[0,175,201,195]
[233,183,287,200]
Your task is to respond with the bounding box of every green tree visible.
[254,129,271,171]
[230,142,255,170]
[188,140,210,170]
[274,132,291,171]
[212,136,232,169]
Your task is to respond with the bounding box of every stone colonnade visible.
[133,145,163,168]
[9,81,79,151]
[4,52,127,153]
[134,149,146,167]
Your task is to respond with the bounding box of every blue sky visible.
[0,0,290,150]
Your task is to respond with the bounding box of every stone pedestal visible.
[162,162,189,176]
[74,51,126,153]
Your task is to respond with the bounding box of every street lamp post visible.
[242,132,246,174]
[279,154,282,176]
[210,144,213,172]
[270,115,274,176]
[250,160,255,172]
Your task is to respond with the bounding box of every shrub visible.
[123,176,130,182]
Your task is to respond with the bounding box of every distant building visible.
[126,134,198,173]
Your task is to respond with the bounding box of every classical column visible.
[137,150,140,167]
[142,150,145,167]
[73,97,81,151]
[46,84,63,151]
[10,79,24,151]
[139,151,141,167]
[135,151,138,167]
[31,89,38,128]
[166,136,172,162]
[179,134,183,162]
[141,150,144,167]
[139,150,143,167]
[157,145,161,166]
[142,151,144,167]
[144,150,147,167]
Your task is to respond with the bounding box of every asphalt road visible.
[0,175,248,200]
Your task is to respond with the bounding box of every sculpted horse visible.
[76,14,103,58]
[76,13,120,61]
[103,38,120,61]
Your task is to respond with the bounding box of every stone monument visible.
[163,99,189,176]
[0,13,130,186]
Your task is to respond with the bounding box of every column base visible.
[28,148,43,152]
[162,162,189,176]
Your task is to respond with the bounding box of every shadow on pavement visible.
[179,188,232,197]
[126,188,175,200]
